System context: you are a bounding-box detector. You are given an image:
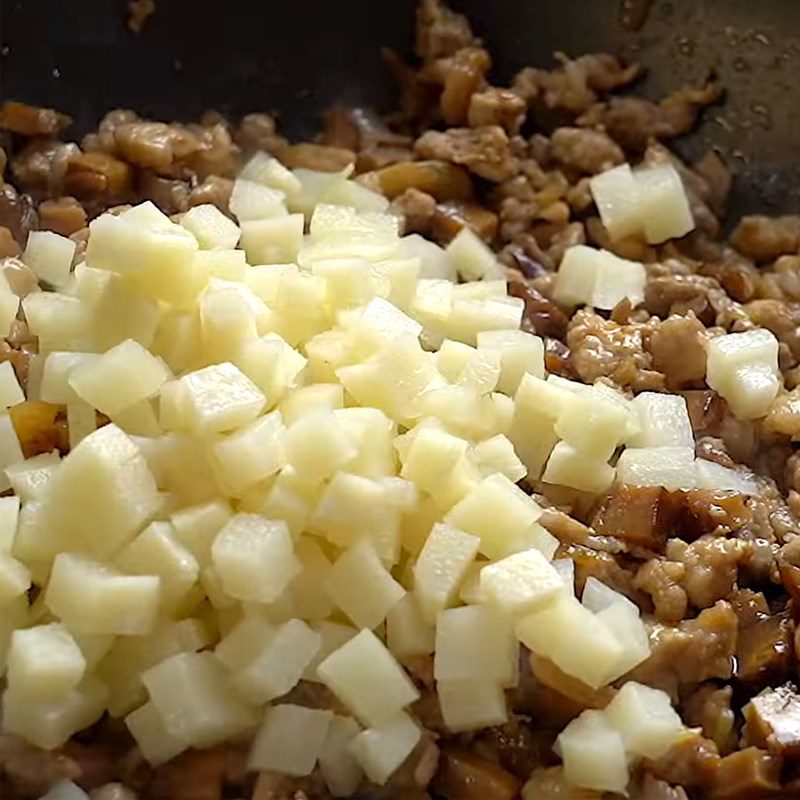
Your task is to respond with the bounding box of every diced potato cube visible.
[66,401,97,449]
[556,709,629,793]
[554,387,630,461]
[434,605,517,686]
[40,780,90,800]
[212,514,300,603]
[634,162,695,244]
[214,614,276,672]
[706,328,779,394]
[91,270,164,350]
[45,553,160,636]
[170,499,231,566]
[508,374,565,477]
[0,550,30,603]
[371,256,419,309]
[477,329,545,395]
[303,621,358,683]
[69,632,114,671]
[695,458,759,495]
[552,558,575,594]
[24,230,76,287]
[248,704,333,776]
[142,651,256,748]
[0,496,20,550]
[324,538,405,629]
[284,410,358,485]
[271,272,330,345]
[230,179,287,221]
[386,593,435,659]
[323,178,390,213]
[6,453,58,507]
[0,276,19,339]
[542,441,615,494]
[348,712,420,786]
[595,602,650,682]
[399,427,468,494]
[240,152,302,195]
[198,283,259,363]
[471,434,526,482]
[319,715,364,798]
[444,473,542,560]
[604,681,684,759]
[7,623,85,699]
[151,311,203,374]
[22,292,93,353]
[590,163,642,241]
[446,227,504,281]
[480,548,563,618]
[179,204,241,249]
[240,214,304,264]
[0,595,27,673]
[290,538,334,620]
[317,629,419,727]
[399,234,456,281]
[615,446,698,490]
[413,523,480,624]
[0,361,24,409]
[311,257,378,310]
[445,296,524,346]
[347,297,423,358]
[126,700,188,766]
[630,392,694,448]
[233,618,321,703]
[279,384,343,425]
[233,333,307,404]
[437,679,508,733]
[727,362,781,419]
[194,248,248,283]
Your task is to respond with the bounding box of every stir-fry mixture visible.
[2,2,800,799]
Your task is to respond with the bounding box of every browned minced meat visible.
[127,0,155,34]
[37,196,88,237]
[389,187,437,235]
[415,0,476,63]
[548,127,624,175]
[0,101,71,137]
[414,126,518,182]
[730,215,800,262]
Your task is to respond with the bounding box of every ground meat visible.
[634,559,688,624]
[279,143,355,172]
[743,683,800,758]
[549,127,624,174]
[137,172,190,215]
[682,684,736,755]
[432,746,519,800]
[730,215,800,262]
[646,732,721,791]
[10,140,81,199]
[638,773,690,800]
[414,126,517,182]
[747,298,800,366]
[37,196,88,237]
[0,101,71,137]
[430,200,498,243]
[424,47,491,126]
[0,184,38,245]
[187,175,233,213]
[647,313,708,390]
[233,113,288,158]
[415,0,476,63]
[705,747,782,798]
[521,766,602,799]
[467,88,526,134]
[391,187,437,235]
[64,152,133,208]
[756,255,800,302]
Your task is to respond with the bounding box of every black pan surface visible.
[1,0,799,221]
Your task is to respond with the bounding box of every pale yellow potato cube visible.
[177,363,265,435]
[695,458,759,495]
[260,479,314,539]
[542,441,615,494]
[386,593,435,659]
[0,414,23,493]
[114,521,198,614]
[311,257,378,310]
[317,629,419,726]
[22,292,93,352]
[68,631,114,671]
[240,152,302,196]
[179,204,241,249]
[248,704,333,776]
[1,675,108,750]
[302,621,358,684]
[371,256,420,309]
[279,384,343,425]
[615,446,698,490]
[0,360,24,409]
[40,780,89,800]
[245,262,299,304]
[192,249,247,284]
[319,715,364,797]
[142,651,256,748]
[525,522,560,560]
[110,399,161,438]
[444,473,542,560]
[289,167,352,216]
[471,434,527,482]
[335,407,397,478]
[199,283,260,363]
[212,513,299,603]
[413,523,479,624]
[727,362,781,419]
[120,201,173,228]
[630,391,694,448]
[0,595,27,673]
[305,205,398,260]
[554,387,630,461]
[240,214,304,264]
[0,275,19,338]
[233,333,308,404]
[230,178,287,221]
[399,426,468,494]
[233,618,321,703]
[146,432,219,506]
[0,495,20,549]
[399,234,455,281]
[24,230,75,287]
[324,538,405,629]
[7,623,85,699]
[480,548,563,618]
[213,614,275,672]
[90,271,163,350]
[347,297,423,358]
[45,553,160,636]
[457,561,485,605]
[66,401,97,449]
[347,712,420,786]
[284,410,358,485]
[595,602,650,682]
[210,411,286,497]
[634,162,695,244]
[126,700,188,766]
[590,163,643,241]
[555,709,629,793]
[151,310,203,375]
[477,329,545,395]
[0,550,31,603]
[437,679,508,733]
[445,296,524,346]
[271,272,329,340]
[706,328,778,394]
[323,178,390,212]
[446,227,504,281]
[290,538,334,620]
[410,278,454,344]
[170,499,231,566]
[436,340,477,381]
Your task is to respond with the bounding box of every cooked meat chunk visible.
[705,747,782,799]
[591,485,670,550]
[731,215,800,262]
[522,766,602,799]
[127,0,155,34]
[414,126,518,182]
[744,683,800,758]
[432,746,520,800]
[0,226,22,257]
[549,127,624,174]
[467,88,526,134]
[391,187,437,234]
[638,774,690,800]
[0,101,71,136]
[646,732,721,791]
[647,313,708,389]
[682,684,736,755]
[429,47,492,126]
[736,613,795,687]
[430,199,498,243]
[369,160,475,201]
[234,112,288,157]
[634,559,688,624]
[37,196,88,237]
[280,143,355,172]
[507,278,569,339]
[64,152,133,207]
[11,140,81,198]
[187,175,233,213]
[415,0,476,62]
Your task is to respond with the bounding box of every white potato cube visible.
[542,441,616,494]
[230,179,287,221]
[288,537,334,620]
[194,248,248,283]
[477,329,545,395]
[727,362,781,419]
[348,712,420,786]
[0,495,20,549]
[695,458,759,495]
[303,621,358,683]
[590,163,643,241]
[240,214,304,264]
[480,548,563,618]
[556,710,629,793]
[386,593,435,659]
[437,679,508,733]
[446,227,504,281]
[66,401,97,449]
[445,296,524,346]
[554,386,631,461]
[126,700,188,766]
[706,328,779,392]
[634,162,695,244]
[324,538,405,629]
[170,499,231,566]
[24,230,75,287]
[320,715,364,797]
[7,623,85,699]
[21,292,93,353]
[233,333,308,404]
[212,514,299,603]
[0,550,30,603]
[142,651,256,748]
[179,203,241,249]
[214,614,276,671]
[348,297,422,358]
[248,704,333,776]
[0,595,27,673]
[0,274,19,338]
[616,446,698,490]
[471,434,527,482]
[400,427,468,493]
[324,178,390,212]
[45,553,160,636]
[399,234,456,281]
[199,283,260,362]
[604,681,685,760]
[630,392,694,448]
[596,602,650,682]
[280,384,343,425]
[240,152,302,195]
[151,311,203,374]
[0,360,24,409]
[317,629,419,727]
[285,410,358,485]
[552,558,575,594]
[444,473,543,560]
[311,257,377,310]
[413,523,480,624]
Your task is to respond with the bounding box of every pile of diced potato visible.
[2,152,763,795]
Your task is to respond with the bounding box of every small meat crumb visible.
[127,0,156,34]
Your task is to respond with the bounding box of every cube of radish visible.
[324,178,390,212]
[348,297,423,357]
[66,401,97,449]
[0,551,30,603]
[234,333,308,403]
[303,621,358,683]
[214,614,276,671]
[24,230,75,287]
[248,704,333,775]
[317,629,419,727]
[169,500,231,567]
[471,435,527,482]
[386,593,435,659]
[126,700,188,766]
[542,441,616,494]
[400,427,468,494]
[695,458,759,495]
[179,204,241,249]
[240,214,304,264]
[634,162,695,244]
[0,496,20,550]
[706,328,779,393]
[46,553,160,636]
[434,605,518,686]
[311,257,377,310]
[413,523,480,624]
[444,473,542,560]
[240,152,302,195]
[554,387,631,461]
[616,446,698,490]
[590,163,642,241]
[290,538,334,620]
[445,227,504,281]
[0,361,24,409]
[604,681,685,759]
[22,292,93,353]
[319,715,364,797]
[212,514,299,603]
[480,548,563,618]
[348,712,420,786]
[142,651,256,748]
[399,234,456,281]
[727,362,781,419]
[230,179,287,221]
[556,709,629,793]
[284,410,358,485]
[477,329,545,395]
[324,538,405,629]
[233,618,321,703]
[630,392,694,448]
[1,675,108,750]
[39,780,89,800]
[7,623,86,699]
[0,274,19,339]
[437,679,508,733]
[445,296,524,346]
